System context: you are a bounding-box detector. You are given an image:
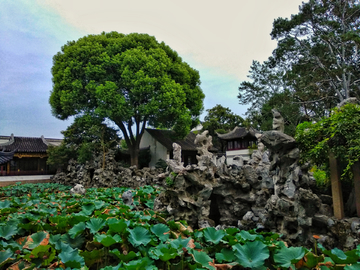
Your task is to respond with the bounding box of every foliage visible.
[310,165,330,187]
[1,182,360,269]
[155,159,167,170]
[46,144,76,171]
[202,104,244,151]
[50,32,205,166]
[296,103,360,180]
[47,113,119,168]
[271,0,360,111]
[239,0,360,131]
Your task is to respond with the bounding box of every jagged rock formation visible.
[52,130,360,250]
[162,129,360,250]
[51,150,165,189]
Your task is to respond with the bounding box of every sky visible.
[0,0,303,138]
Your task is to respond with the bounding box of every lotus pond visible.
[1,182,360,270]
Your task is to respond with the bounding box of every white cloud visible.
[39,0,303,80]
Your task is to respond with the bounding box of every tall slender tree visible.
[239,0,360,125]
[271,0,360,107]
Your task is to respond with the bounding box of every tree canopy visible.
[201,104,244,151]
[295,103,360,180]
[47,114,118,168]
[239,0,360,126]
[50,32,204,166]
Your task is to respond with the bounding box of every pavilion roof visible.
[217,127,257,140]
[0,151,15,165]
[0,134,62,153]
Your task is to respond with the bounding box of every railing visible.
[6,171,48,176]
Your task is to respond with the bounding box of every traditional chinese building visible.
[139,129,217,168]
[217,127,258,164]
[0,134,62,176]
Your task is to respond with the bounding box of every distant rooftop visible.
[0,134,63,153]
[217,127,257,140]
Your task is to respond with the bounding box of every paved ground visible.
[0,175,53,187]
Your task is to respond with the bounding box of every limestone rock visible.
[70,184,86,195]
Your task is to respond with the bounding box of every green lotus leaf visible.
[127,226,151,247]
[215,248,236,263]
[61,233,85,249]
[0,200,11,209]
[81,248,106,268]
[94,200,106,209]
[99,264,122,270]
[94,234,122,247]
[149,243,178,261]
[0,223,18,240]
[49,215,70,232]
[0,248,14,268]
[302,252,325,269]
[0,238,24,251]
[225,227,239,235]
[49,234,62,249]
[86,218,107,234]
[68,222,86,239]
[123,256,155,270]
[24,244,56,266]
[151,223,170,242]
[23,231,49,250]
[110,249,139,262]
[141,185,155,195]
[189,249,215,270]
[203,227,226,245]
[321,247,359,264]
[145,200,154,209]
[345,263,360,270]
[233,241,270,268]
[273,245,305,268]
[69,213,91,226]
[170,237,191,251]
[194,231,203,239]
[81,203,95,215]
[107,219,128,235]
[236,230,259,242]
[58,248,85,268]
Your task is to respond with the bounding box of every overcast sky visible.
[0,0,303,138]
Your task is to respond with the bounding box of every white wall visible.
[140,131,169,168]
[225,149,251,165]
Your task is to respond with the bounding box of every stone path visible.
[0,175,53,187]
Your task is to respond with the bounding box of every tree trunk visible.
[129,145,139,168]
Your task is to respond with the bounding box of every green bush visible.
[310,166,329,187]
[155,159,168,170]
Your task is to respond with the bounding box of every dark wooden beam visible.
[329,152,345,219]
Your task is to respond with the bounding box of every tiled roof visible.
[0,151,15,165]
[217,127,257,140]
[0,135,49,153]
[145,129,217,152]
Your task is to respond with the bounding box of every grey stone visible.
[243,211,255,221]
[122,190,133,206]
[282,179,296,199]
[351,219,360,233]
[70,184,86,195]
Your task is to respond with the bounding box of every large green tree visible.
[50,32,204,166]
